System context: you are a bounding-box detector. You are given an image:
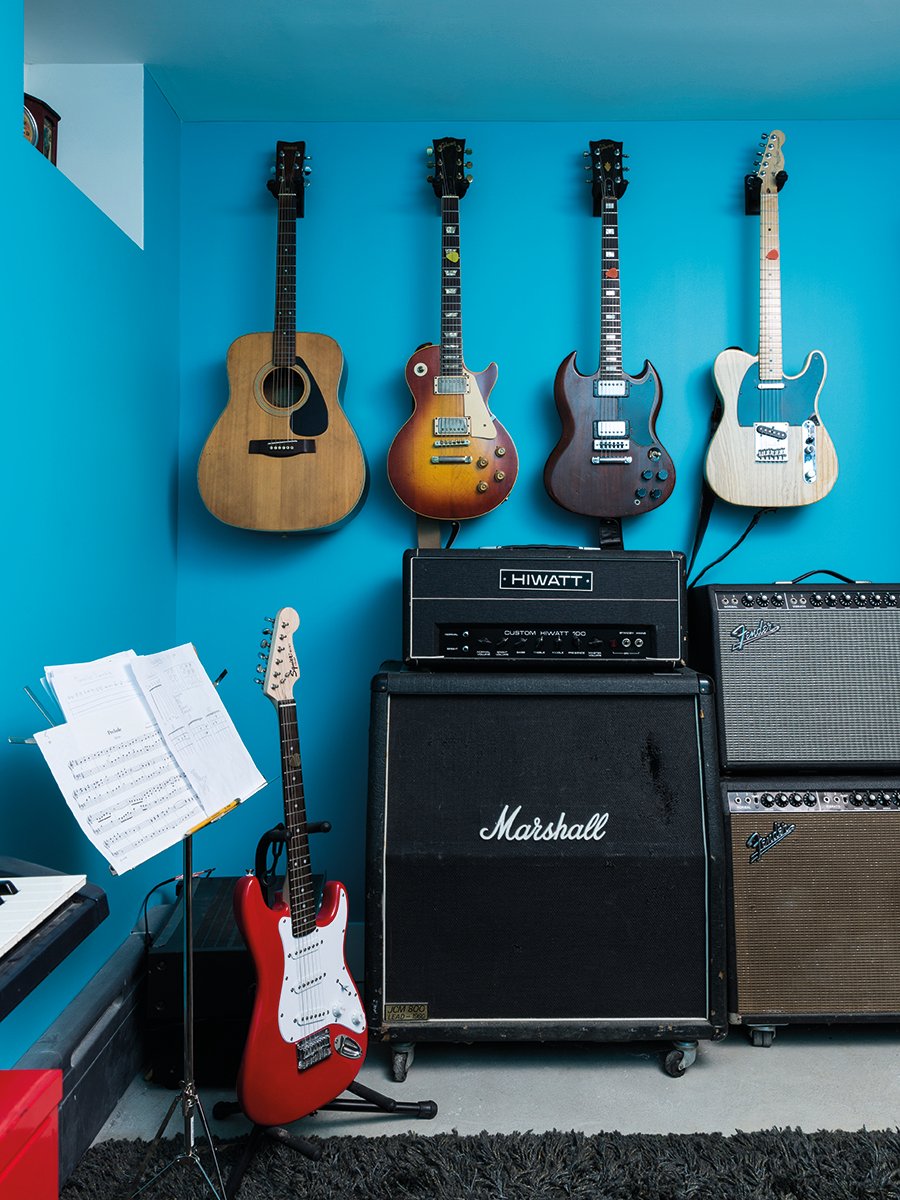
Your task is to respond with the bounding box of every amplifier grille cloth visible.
[730,812,900,1014]
[383,692,710,1021]
[716,610,900,765]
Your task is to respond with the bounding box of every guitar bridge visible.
[754,422,789,464]
[249,439,316,457]
[295,1027,332,1072]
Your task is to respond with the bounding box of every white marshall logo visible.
[479,804,609,843]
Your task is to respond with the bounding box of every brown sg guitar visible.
[544,139,675,519]
[387,137,518,521]
[198,141,367,533]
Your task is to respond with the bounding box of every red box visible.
[0,1070,63,1200]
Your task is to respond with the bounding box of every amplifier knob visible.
[854,593,867,607]
[810,594,823,607]
[840,593,853,606]
[803,793,816,807]
[761,794,775,807]
[789,793,803,806]
[886,594,897,606]
[825,593,838,606]
[870,792,885,806]
[851,792,865,806]
[742,594,754,607]
[756,594,769,606]
[887,793,900,807]
[772,594,785,607]
[775,793,788,806]
[872,594,883,606]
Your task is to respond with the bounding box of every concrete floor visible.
[96,1023,900,1144]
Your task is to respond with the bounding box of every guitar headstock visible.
[587,139,628,216]
[267,140,309,218]
[754,130,787,194]
[257,607,300,705]
[426,137,472,200]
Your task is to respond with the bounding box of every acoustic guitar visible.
[386,137,518,521]
[704,130,838,507]
[234,607,366,1128]
[198,141,367,533]
[544,139,675,520]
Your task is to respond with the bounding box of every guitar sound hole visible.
[263,366,306,410]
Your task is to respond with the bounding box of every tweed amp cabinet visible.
[725,777,900,1044]
[689,582,900,771]
[366,666,726,1080]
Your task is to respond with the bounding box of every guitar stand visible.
[211,824,438,1199]
[214,1083,438,1199]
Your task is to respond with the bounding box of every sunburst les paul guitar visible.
[198,142,367,533]
[233,607,366,1128]
[386,137,518,521]
[704,130,838,507]
[544,139,675,518]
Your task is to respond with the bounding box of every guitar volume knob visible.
[476,481,489,493]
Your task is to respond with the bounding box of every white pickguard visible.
[276,887,366,1043]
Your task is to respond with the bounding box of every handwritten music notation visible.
[34,645,264,874]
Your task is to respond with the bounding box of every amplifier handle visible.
[779,570,867,585]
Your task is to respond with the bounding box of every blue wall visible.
[4,98,900,1064]
[175,118,900,915]
[0,10,182,1062]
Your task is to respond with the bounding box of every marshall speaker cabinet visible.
[366,666,726,1079]
[690,582,900,771]
[725,777,900,1044]
[402,547,686,668]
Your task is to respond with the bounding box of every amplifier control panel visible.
[728,788,900,813]
[438,623,657,661]
[716,589,898,610]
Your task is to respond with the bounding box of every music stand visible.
[123,829,227,1200]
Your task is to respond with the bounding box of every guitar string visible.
[280,700,323,1036]
[440,190,464,419]
[759,191,782,424]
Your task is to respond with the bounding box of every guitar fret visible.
[598,193,623,381]
[759,192,783,381]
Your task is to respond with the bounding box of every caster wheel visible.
[750,1028,775,1048]
[392,1045,415,1082]
[664,1049,687,1077]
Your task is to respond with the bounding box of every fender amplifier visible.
[725,776,900,1037]
[689,583,900,771]
[403,547,686,668]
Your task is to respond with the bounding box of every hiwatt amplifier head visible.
[689,581,900,772]
[403,546,686,668]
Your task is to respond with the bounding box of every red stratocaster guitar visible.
[387,136,518,520]
[544,139,675,518]
[234,607,366,1128]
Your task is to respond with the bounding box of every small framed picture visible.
[24,93,60,164]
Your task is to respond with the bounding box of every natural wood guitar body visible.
[705,347,838,508]
[387,343,517,521]
[197,332,367,532]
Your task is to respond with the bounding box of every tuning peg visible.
[260,639,271,650]
[255,678,264,687]
[465,161,472,168]
[426,147,434,156]
[583,151,590,157]
[465,148,472,155]
[466,175,473,183]
[426,175,434,183]
[256,665,266,675]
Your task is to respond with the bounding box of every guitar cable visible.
[688,506,775,590]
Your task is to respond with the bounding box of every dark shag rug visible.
[61,1128,900,1200]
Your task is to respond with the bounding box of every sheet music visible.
[34,645,264,874]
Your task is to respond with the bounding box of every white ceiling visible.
[22,0,900,123]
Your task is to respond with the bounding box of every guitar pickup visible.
[434,377,469,396]
[594,380,628,397]
[434,416,470,435]
[249,439,316,457]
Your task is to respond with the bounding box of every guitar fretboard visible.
[597,194,623,386]
[274,192,298,368]
[759,191,784,382]
[277,700,316,939]
[440,196,464,379]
